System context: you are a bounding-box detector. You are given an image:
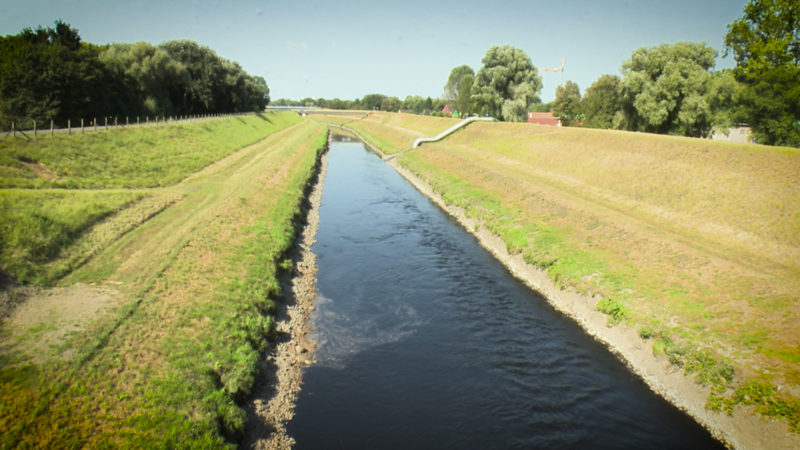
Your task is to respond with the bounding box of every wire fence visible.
[2,112,259,139]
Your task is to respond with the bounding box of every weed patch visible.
[596,297,629,326]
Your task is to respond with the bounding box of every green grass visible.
[0,189,145,284]
[1,114,327,447]
[0,113,301,189]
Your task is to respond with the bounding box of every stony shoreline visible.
[247,144,328,449]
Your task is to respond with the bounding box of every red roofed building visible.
[442,105,452,115]
[527,112,561,126]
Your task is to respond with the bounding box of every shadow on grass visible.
[254,112,273,124]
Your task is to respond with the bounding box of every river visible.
[285,134,722,448]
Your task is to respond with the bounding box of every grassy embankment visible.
[314,111,800,431]
[0,112,329,446]
[318,110,458,154]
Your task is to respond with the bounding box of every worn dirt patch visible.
[0,284,122,363]
[20,159,57,181]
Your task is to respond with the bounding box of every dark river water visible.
[286,134,722,449]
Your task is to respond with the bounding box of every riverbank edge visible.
[331,124,797,450]
[246,133,329,449]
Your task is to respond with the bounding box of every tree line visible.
[444,0,798,147]
[0,21,270,129]
[271,94,451,116]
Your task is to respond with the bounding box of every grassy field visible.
[0,114,302,285]
[0,113,300,188]
[0,112,328,446]
[323,112,800,431]
[316,110,458,154]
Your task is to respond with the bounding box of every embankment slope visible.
[317,112,800,449]
[1,113,328,447]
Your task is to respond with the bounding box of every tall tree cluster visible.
[725,0,799,146]
[0,21,269,128]
[438,1,797,146]
[440,45,543,122]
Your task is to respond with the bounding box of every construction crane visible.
[541,58,567,85]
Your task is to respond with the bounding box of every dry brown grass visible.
[344,113,800,427]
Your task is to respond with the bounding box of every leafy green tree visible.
[443,65,474,105]
[581,75,621,129]
[0,21,116,127]
[618,41,718,137]
[725,0,800,146]
[706,69,749,132]
[100,42,188,116]
[551,81,582,126]
[159,40,268,113]
[424,96,434,113]
[327,98,348,109]
[402,95,426,113]
[454,74,475,116]
[360,93,386,110]
[472,45,542,121]
[380,96,400,112]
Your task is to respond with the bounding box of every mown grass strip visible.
[0,189,146,284]
[0,113,301,189]
[0,118,328,447]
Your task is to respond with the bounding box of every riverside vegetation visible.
[0,112,329,446]
[316,111,800,434]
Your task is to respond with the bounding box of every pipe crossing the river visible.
[412,116,494,148]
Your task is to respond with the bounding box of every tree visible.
[380,96,400,112]
[403,95,426,113]
[581,75,621,129]
[454,74,475,116]
[551,81,582,126]
[443,65,474,103]
[618,41,718,137]
[0,21,115,127]
[100,42,188,116]
[472,45,542,121]
[725,0,800,146]
[360,93,385,110]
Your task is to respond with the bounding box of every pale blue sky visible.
[0,0,748,103]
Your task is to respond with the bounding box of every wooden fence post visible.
[50,120,54,136]
[11,121,14,137]
[114,117,117,128]
[33,120,37,138]
[68,119,71,135]
[94,118,97,131]
[104,117,108,130]
[81,118,84,134]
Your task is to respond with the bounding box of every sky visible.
[0,0,749,103]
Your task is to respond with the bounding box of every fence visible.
[2,112,259,139]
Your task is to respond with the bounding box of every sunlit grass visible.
[0,189,145,284]
[0,113,301,188]
[0,114,327,447]
[354,112,800,431]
